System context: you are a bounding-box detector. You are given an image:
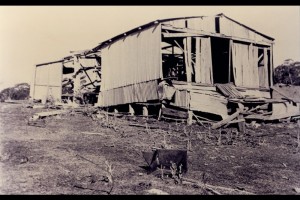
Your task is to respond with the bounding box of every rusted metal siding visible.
[33,62,62,103]
[97,80,159,107]
[100,25,162,92]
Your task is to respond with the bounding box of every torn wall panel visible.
[189,91,229,119]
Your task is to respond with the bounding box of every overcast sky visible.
[0,6,299,90]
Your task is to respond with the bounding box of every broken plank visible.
[81,132,109,136]
[33,110,68,118]
[129,123,159,129]
[162,32,204,38]
[224,118,245,128]
[182,178,254,195]
[211,109,243,130]
[161,116,186,122]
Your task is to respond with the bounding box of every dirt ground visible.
[0,102,299,195]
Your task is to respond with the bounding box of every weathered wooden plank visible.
[162,107,188,119]
[33,110,68,118]
[162,32,204,38]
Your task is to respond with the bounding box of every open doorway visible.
[211,37,232,84]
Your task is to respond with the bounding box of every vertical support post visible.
[183,37,192,83]
[263,48,269,88]
[158,104,164,120]
[129,104,134,116]
[187,110,193,125]
[195,37,201,83]
[269,45,274,87]
[114,108,118,113]
[32,65,37,100]
[143,105,148,116]
[60,61,63,103]
[237,103,245,134]
[228,39,232,83]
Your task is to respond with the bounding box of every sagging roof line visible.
[88,13,274,55]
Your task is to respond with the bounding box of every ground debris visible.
[293,187,300,193]
[145,188,169,195]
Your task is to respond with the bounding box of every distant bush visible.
[0,83,30,101]
[274,59,300,86]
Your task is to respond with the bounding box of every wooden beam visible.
[162,32,204,38]
[162,107,188,119]
[228,39,232,83]
[195,37,201,83]
[162,25,273,46]
[183,37,192,82]
[270,45,274,87]
[211,109,243,129]
[32,110,68,119]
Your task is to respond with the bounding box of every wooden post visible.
[143,106,148,116]
[228,39,232,83]
[269,45,274,87]
[237,103,245,133]
[263,48,269,88]
[129,104,134,116]
[184,37,192,83]
[158,104,164,120]
[187,110,193,125]
[195,37,201,83]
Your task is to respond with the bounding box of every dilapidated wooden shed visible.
[31,52,101,105]
[84,13,299,123]
[32,13,300,125]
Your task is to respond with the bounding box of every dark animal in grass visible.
[142,149,187,173]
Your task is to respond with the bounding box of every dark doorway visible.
[211,37,230,84]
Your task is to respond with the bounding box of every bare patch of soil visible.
[0,102,299,194]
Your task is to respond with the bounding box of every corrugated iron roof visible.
[87,13,274,55]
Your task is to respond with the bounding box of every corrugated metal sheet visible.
[90,14,273,55]
[163,16,216,33]
[100,25,162,91]
[33,62,62,103]
[34,86,61,103]
[189,91,229,119]
[97,80,159,107]
[232,42,259,88]
[219,16,272,44]
[215,83,244,98]
[187,16,216,33]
